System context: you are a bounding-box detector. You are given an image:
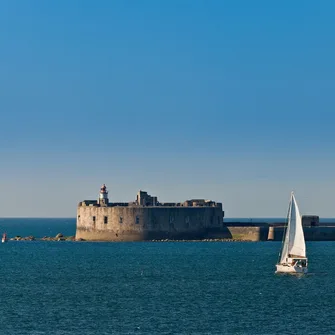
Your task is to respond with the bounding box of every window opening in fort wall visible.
[76,186,224,241]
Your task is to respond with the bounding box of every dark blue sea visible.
[0,218,334,334]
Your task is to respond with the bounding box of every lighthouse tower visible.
[98,184,109,207]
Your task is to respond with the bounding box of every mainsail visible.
[280,193,306,264]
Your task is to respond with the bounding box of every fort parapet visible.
[75,185,225,241]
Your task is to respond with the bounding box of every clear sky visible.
[0,0,334,217]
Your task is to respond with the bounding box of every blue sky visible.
[0,0,334,217]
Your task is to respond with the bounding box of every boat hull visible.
[275,264,308,274]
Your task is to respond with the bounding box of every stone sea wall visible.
[76,205,224,241]
[226,225,335,241]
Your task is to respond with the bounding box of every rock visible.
[41,236,53,241]
[65,236,75,241]
[55,233,63,239]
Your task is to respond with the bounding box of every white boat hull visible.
[275,264,308,274]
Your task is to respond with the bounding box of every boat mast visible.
[277,192,293,264]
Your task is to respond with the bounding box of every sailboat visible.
[275,192,308,274]
[2,232,7,243]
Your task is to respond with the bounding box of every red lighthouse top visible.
[100,184,108,194]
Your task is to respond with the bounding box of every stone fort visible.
[76,184,225,241]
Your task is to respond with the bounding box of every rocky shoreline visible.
[150,238,253,242]
[7,234,252,242]
[9,233,81,242]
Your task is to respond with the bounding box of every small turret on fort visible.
[76,184,225,241]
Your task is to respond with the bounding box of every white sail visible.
[279,193,306,264]
[288,194,306,257]
[280,198,291,263]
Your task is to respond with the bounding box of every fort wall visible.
[226,226,269,241]
[76,204,225,241]
[227,225,335,242]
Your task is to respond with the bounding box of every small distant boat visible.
[2,233,7,243]
[275,192,308,274]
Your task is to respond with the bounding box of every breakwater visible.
[8,233,76,241]
[224,220,335,241]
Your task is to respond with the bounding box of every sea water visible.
[0,219,334,334]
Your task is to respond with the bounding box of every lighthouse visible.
[98,184,109,207]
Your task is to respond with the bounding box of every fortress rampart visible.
[75,186,225,241]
